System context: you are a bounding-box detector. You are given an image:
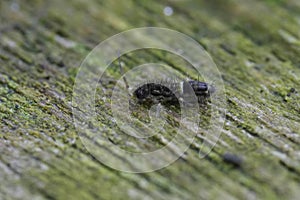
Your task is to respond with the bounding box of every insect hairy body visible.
[133,79,214,105]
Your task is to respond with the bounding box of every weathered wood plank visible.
[0,0,300,199]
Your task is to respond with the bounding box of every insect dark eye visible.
[190,81,208,94]
[197,82,208,91]
[183,81,209,96]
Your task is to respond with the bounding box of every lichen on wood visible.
[0,0,300,199]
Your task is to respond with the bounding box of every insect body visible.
[116,52,214,105]
[133,80,214,105]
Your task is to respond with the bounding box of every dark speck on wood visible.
[222,153,243,167]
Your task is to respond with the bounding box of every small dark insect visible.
[287,87,296,97]
[222,153,243,167]
[133,80,214,104]
[117,51,214,105]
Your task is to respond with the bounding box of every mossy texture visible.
[0,0,300,199]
